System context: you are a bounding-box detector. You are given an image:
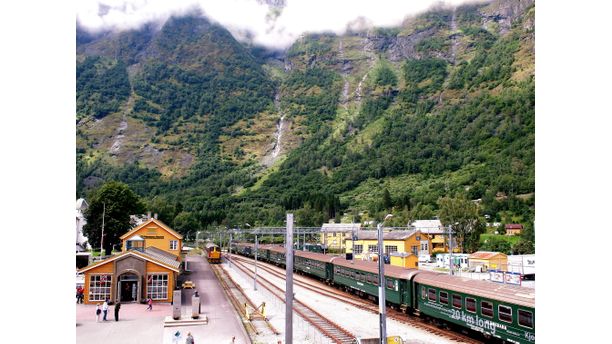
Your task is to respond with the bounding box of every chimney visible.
[154,213,158,219]
[147,211,151,219]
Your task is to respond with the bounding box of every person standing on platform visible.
[102,299,109,321]
[114,302,121,321]
[95,304,101,322]
[185,332,194,344]
[147,297,153,311]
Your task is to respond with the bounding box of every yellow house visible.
[320,223,360,252]
[389,252,419,268]
[468,251,508,271]
[345,230,431,263]
[78,218,184,304]
[120,218,183,260]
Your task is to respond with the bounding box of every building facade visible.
[320,223,360,252]
[78,218,183,304]
[344,230,431,265]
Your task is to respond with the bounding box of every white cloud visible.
[77,0,488,49]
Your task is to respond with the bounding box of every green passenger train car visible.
[414,273,535,344]
[294,251,337,281]
[332,258,421,309]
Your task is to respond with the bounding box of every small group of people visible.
[76,286,84,304]
[95,299,121,322]
[173,331,195,344]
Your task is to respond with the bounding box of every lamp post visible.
[378,213,393,344]
[448,224,454,275]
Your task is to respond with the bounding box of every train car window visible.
[386,279,394,289]
[466,297,476,313]
[499,305,513,323]
[439,291,449,305]
[481,301,493,317]
[518,309,534,328]
[428,288,437,301]
[421,286,426,299]
[452,294,462,308]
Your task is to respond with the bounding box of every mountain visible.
[77,0,535,235]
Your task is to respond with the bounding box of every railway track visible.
[232,254,484,344]
[229,257,357,344]
[209,262,280,338]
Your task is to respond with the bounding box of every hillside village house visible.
[345,230,431,268]
[505,224,523,236]
[77,218,183,304]
[320,223,361,252]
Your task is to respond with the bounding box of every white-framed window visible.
[385,245,398,254]
[411,245,418,255]
[354,244,363,254]
[518,309,534,328]
[499,305,513,323]
[89,274,112,302]
[170,240,178,250]
[147,273,169,300]
[369,245,378,253]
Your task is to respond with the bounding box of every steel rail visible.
[230,258,356,344]
[233,254,484,344]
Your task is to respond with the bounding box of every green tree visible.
[512,239,535,254]
[382,189,393,211]
[173,211,200,239]
[437,196,485,253]
[83,181,145,256]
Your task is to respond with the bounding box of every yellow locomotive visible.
[205,242,222,264]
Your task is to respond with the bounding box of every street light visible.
[378,213,393,344]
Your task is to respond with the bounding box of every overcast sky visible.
[77,0,487,49]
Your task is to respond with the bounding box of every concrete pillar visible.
[173,290,182,320]
[192,295,200,319]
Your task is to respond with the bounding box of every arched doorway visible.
[117,272,140,303]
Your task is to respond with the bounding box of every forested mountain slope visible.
[77,0,535,240]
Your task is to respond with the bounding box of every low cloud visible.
[77,0,488,49]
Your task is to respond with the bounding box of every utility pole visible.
[378,214,392,344]
[285,214,294,344]
[449,224,454,276]
[254,234,258,291]
[100,202,105,258]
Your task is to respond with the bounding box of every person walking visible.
[102,299,109,321]
[147,297,153,311]
[95,304,101,322]
[76,286,84,304]
[185,332,194,344]
[114,302,121,321]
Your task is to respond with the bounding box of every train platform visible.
[76,255,250,344]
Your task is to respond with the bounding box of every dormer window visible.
[126,235,145,252]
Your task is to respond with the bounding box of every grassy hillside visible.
[76,1,535,248]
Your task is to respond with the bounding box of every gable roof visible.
[352,230,419,241]
[505,224,523,230]
[321,223,361,232]
[77,249,181,273]
[120,218,183,240]
[468,251,507,260]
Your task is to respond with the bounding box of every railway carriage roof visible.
[294,250,340,263]
[333,257,427,280]
[414,273,535,308]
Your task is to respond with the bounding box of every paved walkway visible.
[76,303,172,344]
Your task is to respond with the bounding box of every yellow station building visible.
[344,230,430,268]
[78,218,183,304]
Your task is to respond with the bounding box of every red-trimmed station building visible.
[78,218,183,304]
